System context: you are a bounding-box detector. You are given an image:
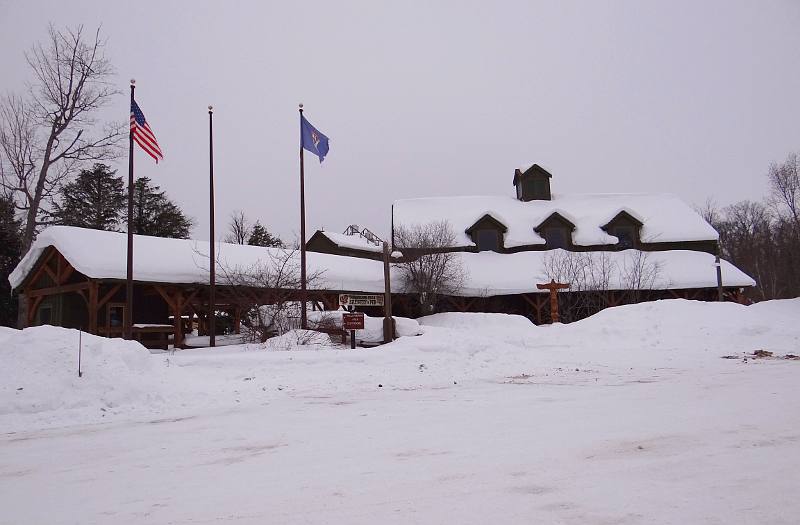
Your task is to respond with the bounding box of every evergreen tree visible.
[51,164,126,231]
[248,221,284,247]
[127,177,193,239]
[0,196,22,327]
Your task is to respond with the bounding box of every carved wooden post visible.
[536,279,570,323]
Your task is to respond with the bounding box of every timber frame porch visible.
[17,246,360,349]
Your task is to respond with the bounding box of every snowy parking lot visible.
[2,299,799,524]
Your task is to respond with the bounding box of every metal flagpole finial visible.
[299,103,303,110]
[208,105,213,112]
[130,79,136,86]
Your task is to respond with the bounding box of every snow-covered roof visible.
[393,193,718,248]
[11,227,753,296]
[453,249,754,296]
[319,231,383,253]
[9,227,386,293]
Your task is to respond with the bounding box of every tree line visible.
[701,153,800,301]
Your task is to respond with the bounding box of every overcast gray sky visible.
[1,0,799,243]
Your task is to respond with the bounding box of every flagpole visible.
[299,103,308,330]
[208,105,216,347]
[125,79,135,340]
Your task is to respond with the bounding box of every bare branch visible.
[0,24,124,250]
[394,220,467,315]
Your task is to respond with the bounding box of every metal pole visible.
[125,80,136,340]
[715,253,724,302]
[382,241,393,344]
[209,106,216,347]
[299,104,308,330]
[78,328,82,378]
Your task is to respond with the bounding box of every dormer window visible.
[601,210,643,250]
[465,213,507,253]
[475,229,501,251]
[543,228,568,249]
[610,226,635,249]
[534,212,575,250]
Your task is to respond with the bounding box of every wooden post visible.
[88,280,98,334]
[382,241,393,344]
[177,289,186,348]
[536,279,570,323]
[233,307,241,334]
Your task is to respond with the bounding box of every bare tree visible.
[695,197,721,227]
[718,200,779,300]
[394,220,466,315]
[215,248,323,343]
[225,210,252,244]
[0,25,124,250]
[768,153,800,232]
[541,251,615,321]
[620,250,663,303]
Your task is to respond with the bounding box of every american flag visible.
[130,100,164,163]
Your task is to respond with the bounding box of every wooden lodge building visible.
[9,228,387,348]
[9,164,755,347]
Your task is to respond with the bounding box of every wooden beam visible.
[98,284,123,309]
[26,247,57,290]
[233,307,241,334]
[58,257,75,284]
[88,281,99,334]
[173,288,185,349]
[27,295,44,326]
[42,262,58,283]
[152,284,177,311]
[184,288,200,308]
[27,281,90,297]
[521,293,548,324]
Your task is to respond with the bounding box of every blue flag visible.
[300,115,330,163]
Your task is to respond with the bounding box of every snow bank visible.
[307,311,422,343]
[4,299,798,434]
[418,312,535,332]
[0,326,164,423]
[262,329,335,351]
[548,299,800,361]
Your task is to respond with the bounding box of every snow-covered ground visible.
[1,299,799,524]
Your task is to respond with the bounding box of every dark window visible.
[39,306,52,325]
[611,227,635,249]
[475,229,500,252]
[108,305,125,327]
[544,228,568,249]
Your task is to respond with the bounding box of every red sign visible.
[342,312,365,330]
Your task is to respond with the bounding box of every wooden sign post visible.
[536,279,570,323]
[342,312,365,349]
